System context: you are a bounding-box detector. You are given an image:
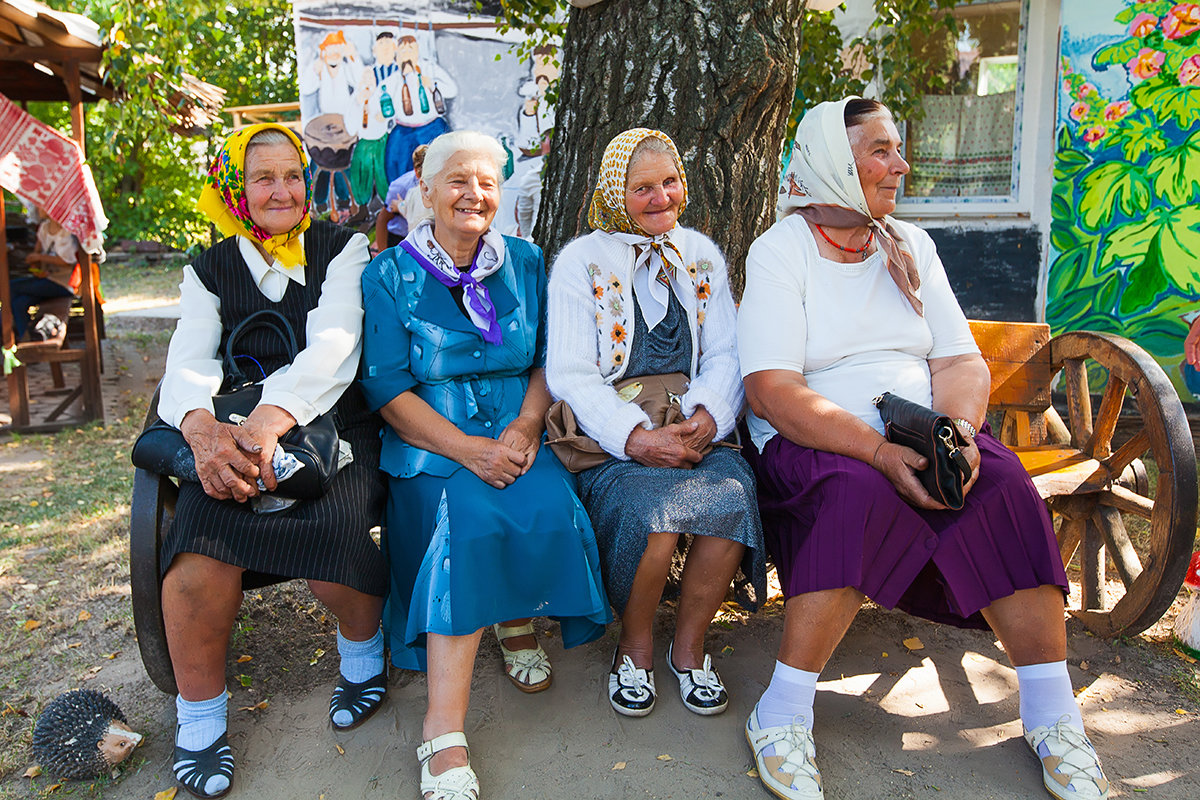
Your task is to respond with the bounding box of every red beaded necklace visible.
[814,223,874,257]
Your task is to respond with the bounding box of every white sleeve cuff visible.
[681,384,738,440]
[258,390,313,427]
[596,401,653,460]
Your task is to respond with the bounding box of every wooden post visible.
[77,243,103,424]
[65,59,85,159]
[0,192,32,427]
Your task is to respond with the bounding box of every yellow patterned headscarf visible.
[587,128,688,234]
[196,123,312,268]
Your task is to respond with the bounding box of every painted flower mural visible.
[1048,0,1200,399]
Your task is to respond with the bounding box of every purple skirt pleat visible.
[747,429,1067,630]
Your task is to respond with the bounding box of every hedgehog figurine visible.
[32,690,143,779]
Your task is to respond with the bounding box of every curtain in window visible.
[907,91,1015,197]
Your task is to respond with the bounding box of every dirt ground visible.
[2,317,1200,800]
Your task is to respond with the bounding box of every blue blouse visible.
[360,235,548,479]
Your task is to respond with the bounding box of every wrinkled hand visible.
[679,407,717,453]
[180,410,260,502]
[498,415,541,476]
[463,436,528,489]
[871,441,945,511]
[236,405,298,493]
[1186,317,1200,367]
[624,422,704,469]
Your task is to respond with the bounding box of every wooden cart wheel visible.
[129,388,179,694]
[1044,331,1197,638]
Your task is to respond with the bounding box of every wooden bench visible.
[129,322,1199,694]
[971,320,1197,639]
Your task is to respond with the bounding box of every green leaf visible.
[1054,147,1092,181]
[1094,39,1142,67]
[1119,234,1168,314]
[1077,162,1154,231]
[1146,131,1200,206]
[1155,205,1200,293]
[1134,82,1200,129]
[1118,113,1170,164]
[1101,214,1163,274]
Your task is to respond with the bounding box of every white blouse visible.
[737,215,978,451]
[157,232,369,429]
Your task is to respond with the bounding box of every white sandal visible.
[417,732,479,800]
[493,623,552,693]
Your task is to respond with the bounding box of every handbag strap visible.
[223,309,300,386]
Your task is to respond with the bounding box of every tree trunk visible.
[536,0,803,295]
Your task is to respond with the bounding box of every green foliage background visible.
[29,0,297,252]
[1047,0,1200,396]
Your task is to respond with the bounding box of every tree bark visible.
[536,0,804,295]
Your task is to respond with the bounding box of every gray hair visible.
[246,128,294,150]
[627,136,679,181]
[421,130,507,184]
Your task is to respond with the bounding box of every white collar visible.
[237,235,307,291]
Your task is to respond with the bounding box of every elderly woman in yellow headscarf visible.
[156,124,387,798]
[546,128,765,719]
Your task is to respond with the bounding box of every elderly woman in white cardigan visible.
[546,128,764,718]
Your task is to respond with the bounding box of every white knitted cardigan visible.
[546,227,745,460]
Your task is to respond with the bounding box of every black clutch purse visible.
[873,392,971,511]
[131,309,340,500]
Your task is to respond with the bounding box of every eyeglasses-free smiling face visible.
[422,151,502,240]
[244,142,307,236]
[848,113,910,219]
[624,150,685,236]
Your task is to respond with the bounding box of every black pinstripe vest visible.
[192,221,370,425]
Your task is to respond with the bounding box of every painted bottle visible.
[380,84,395,118]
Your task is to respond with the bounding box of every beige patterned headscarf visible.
[778,98,923,316]
[587,128,691,330]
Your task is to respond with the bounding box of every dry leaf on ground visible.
[612,762,626,771]
[77,610,91,622]
[23,765,42,778]
[902,637,923,651]
[23,620,41,632]
[237,655,253,663]
[336,744,345,755]
[746,767,760,778]
[154,788,179,800]
[656,754,672,761]
[238,701,268,712]
[893,768,915,776]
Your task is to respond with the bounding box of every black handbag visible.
[131,309,340,499]
[873,392,971,511]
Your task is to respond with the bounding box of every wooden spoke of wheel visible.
[1045,332,1197,638]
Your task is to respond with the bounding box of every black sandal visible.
[173,732,234,799]
[329,669,388,730]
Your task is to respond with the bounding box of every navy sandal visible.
[173,732,234,799]
[329,669,388,730]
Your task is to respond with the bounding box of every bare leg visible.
[162,553,244,701]
[307,580,383,641]
[495,618,536,651]
[776,587,866,672]
[617,532,680,670]
[423,630,484,782]
[671,535,744,669]
[979,585,1067,666]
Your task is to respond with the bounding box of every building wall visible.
[1047,0,1200,399]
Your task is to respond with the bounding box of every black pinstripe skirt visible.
[160,418,388,596]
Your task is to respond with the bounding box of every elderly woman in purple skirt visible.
[736,98,1108,800]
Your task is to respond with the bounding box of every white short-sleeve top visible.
[737,214,979,451]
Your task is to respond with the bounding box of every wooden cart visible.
[128,321,1199,694]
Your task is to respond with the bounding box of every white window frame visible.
[896,0,1053,222]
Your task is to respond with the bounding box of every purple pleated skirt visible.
[746,428,1067,629]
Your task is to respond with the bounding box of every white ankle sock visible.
[337,626,384,684]
[1016,660,1084,733]
[756,660,820,731]
[176,690,228,752]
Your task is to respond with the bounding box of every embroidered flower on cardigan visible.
[592,283,605,299]
[613,350,625,365]
[609,276,623,292]
[611,322,626,343]
[696,279,711,301]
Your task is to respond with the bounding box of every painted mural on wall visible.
[292,1,557,236]
[1047,0,1200,398]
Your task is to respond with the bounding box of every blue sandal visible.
[329,669,388,730]
[173,732,234,799]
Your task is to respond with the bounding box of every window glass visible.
[904,1,1023,199]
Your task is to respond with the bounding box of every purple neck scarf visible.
[400,238,504,345]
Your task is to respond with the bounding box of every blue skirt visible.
[746,428,1067,629]
[382,443,611,671]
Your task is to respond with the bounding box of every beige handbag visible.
[546,372,723,473]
